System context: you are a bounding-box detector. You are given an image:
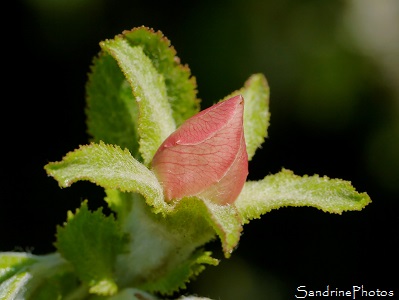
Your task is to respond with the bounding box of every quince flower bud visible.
[151,95,248,205]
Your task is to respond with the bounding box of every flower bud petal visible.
[151,95,248,205]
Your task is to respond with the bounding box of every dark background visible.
[3,0,398,299]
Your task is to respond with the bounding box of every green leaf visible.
[85,27,199,164]
[139,249,218,295]
[122,27,200,126]
[235,168,372,223]
[0,253,72,300]
[222,73,270,160]
[0,270,31,300]
[201,200,243,258]
[0,252,37,283]
[86,53,141,159]
[44,142,168,213]
[100,36,176,166]
[148,196,242,258]
[55,201,126,296]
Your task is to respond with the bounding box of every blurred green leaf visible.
[0,253,73,299]
[0,252,37,283]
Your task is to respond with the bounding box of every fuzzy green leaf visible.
[235,168,372,223]
[122,27,200,126]
[201,200,243,257]
[222,73,270,160]
[85,27,199,163]
[142,195,241,259]
[100,37,175,165]
[138,249,218,295]
[86,53,141,159]
[154,196,242,258]
[55,201,126,296]
[44,142,167,212]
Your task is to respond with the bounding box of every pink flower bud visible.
[151,95,248,205]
